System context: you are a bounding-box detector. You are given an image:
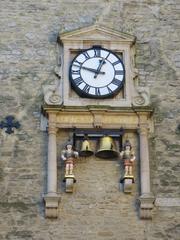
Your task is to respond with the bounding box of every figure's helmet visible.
[65,140,74,149]
[123,140,132,150]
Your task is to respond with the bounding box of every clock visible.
[69,46,125,99]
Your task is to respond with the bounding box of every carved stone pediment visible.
[60,25,136,44]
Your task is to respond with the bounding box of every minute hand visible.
[73,65,105,74]
[94,58,106,78]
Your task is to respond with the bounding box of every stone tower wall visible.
[0,1,179,239]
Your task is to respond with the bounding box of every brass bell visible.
[95,136,118,159]
[79,139,94,157]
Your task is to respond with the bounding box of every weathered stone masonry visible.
[0,1,179,240]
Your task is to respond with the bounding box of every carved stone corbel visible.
[133,86,150,106]
[44,193,61,218]
[139,193,155,219]
[123,178,134,193]
[65,177,76,193]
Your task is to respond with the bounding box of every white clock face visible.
[69,47,125,99]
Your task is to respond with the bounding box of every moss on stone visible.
[0,168,4,181]
[6,230,33,240]
[0,202,30,212]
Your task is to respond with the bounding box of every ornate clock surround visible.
[59,25,137,107]
[42,25,154,219]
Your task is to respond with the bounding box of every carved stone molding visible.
[44,193,61,218]
[139,193,155,219]
[48,123,57,135]
[91,110,105,128]
[133,87,150,106]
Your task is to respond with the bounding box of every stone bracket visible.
[121,177,134,193]
[139,193,155,219]
[43,193,61,218]
[64,177,76,193]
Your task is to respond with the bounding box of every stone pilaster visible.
[44,112,60,218]
[138,122,154,219]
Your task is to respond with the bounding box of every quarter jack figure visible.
[120,140,136,179]
[61,142,79,178]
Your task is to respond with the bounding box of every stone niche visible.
[42,25,154,219]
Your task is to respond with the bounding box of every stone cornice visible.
[42,104,154,114]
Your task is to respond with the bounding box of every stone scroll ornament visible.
[132,87,150,106]
[43,64,63,106]
[61,141,79,193]
[120,140,136,193]
[43,80,62,106]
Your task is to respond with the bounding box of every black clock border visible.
[69,46,125,99]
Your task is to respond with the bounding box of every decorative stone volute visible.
[133,86,150,106]
[43,80,62,106]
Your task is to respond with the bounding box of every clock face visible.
[69,46,125,99]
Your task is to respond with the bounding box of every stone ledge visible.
[155,198,180,207]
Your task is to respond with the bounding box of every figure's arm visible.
[61,150,67,161]
[120,151,124,158]
[74,151,79,158]
[130,151,136,162]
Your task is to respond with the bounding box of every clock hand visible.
[73,64,105,74]
[94,58,106,78]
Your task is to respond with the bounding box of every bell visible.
[95,136,118,159]
[79,139,94,157]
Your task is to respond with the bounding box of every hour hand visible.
[94,58,106,78]
[73,65,105,74]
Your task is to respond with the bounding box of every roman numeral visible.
[95,88,101,96]
[83,84,91,93]
[112,60,120,66]
[74,60,82,66]
[74,77,83,86]
[94,48,101,57]
[72,69,80,75]
[83,51,90,60]
[107,86,113,94]
[115,70,124,75]
[111,78,122,86]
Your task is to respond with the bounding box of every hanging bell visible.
[95,136,119,159]
[79,139,94,157]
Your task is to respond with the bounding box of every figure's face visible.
[125,145,131,151]
[66,144,72,150]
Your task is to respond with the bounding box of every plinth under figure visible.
[120,140,136,193]
[61,142,79,192]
